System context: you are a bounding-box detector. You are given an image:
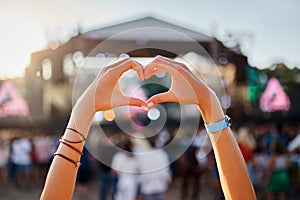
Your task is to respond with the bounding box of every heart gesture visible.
[82,57,148,112]
[144,56,210,116]
[90,56,211,108]
[82,55,224,123]
[42,55,256,200]
[144,56,224,123]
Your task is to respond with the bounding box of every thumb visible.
[146,91,177,107]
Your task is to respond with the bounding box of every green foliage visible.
[262,63,300,88]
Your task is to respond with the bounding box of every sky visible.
[0,0,299,78]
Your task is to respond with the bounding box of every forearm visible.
[201,92,256,200]
[40,148,81,200]
[40,57,146,200]
[209,128,256,199]
[40,96,95,200]
[67,93,95,136]
[198,89,225,124]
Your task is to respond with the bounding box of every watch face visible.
[225,115,232,126]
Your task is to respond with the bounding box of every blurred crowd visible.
[0,121,300,200]
[234,122,300,200]
[0,129,58,191]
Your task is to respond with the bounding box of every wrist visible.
[205,115,231,133]
[198,90,225,124]
[67,96,95,138]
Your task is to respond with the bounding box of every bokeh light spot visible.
[147,107,160,120]
[104,110,115,121]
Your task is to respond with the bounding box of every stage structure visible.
[25,17,249,130]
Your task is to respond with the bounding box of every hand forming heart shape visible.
[85,55,221,123]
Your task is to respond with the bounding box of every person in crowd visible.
[137,136,171,200]
[40,56,256,200]
[208,152,225,200]
[252,145,269,200]
[287,125,300,153]
[97,133,119,200]
[266,140,291,200]
[263,123,288,155]
[75,146,94,199]
[237,127,257,183]
[32,133,52,185]
[179,145,200,200]
[0,137,10,191]
[97,161,115,200]
[10,134,33,189]
[287,124,300,194]
[179,125,209,200]
[111,138,139,200]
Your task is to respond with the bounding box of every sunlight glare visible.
[0,12,47,78]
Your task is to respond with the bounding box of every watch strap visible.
[205,115,231,133]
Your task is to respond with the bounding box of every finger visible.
[126,97,149,111]
[154,55,192,73]
[146,91,177,107]
[131,60,144,80]
[157,56,190,69]
[116,59,144,80]
[101,57,131,77]
[110,92,149,111]
[144,57,180,79]
[110,57,130,67]
[144,65,167,79]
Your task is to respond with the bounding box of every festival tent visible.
[260,77,290,112]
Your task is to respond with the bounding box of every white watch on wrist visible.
[205,115,231,133]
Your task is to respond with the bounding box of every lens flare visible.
[73,27,225,173]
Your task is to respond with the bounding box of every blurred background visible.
[0,0,300,199]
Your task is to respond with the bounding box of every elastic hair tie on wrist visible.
[59,139,83,155]
[63,127,87,143]
[54,152,81,168]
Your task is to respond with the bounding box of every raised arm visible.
[40,58,147,200]
[145,56,256,200]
